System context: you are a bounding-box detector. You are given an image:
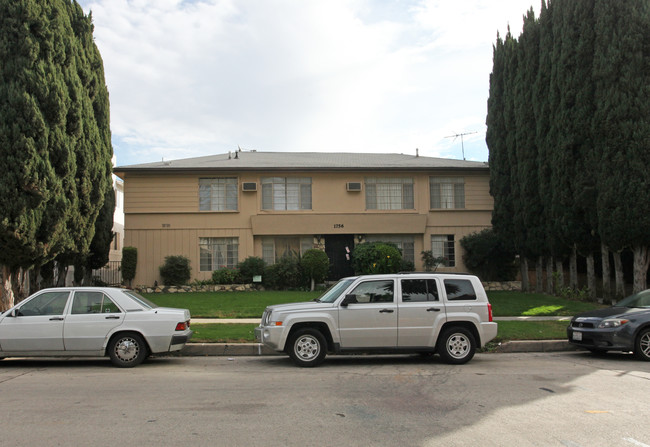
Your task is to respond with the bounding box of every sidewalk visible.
[183,316,576,356]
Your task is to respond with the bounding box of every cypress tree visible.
[593,0,650,294]
[0,0,113,309]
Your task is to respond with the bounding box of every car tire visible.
[437,327,476,364]
[288,328,327,367]
[634,328,650,361]
[108,332,148,368]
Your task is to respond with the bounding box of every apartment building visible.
[113,151,493,286]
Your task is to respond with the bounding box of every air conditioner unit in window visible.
[346,182,362,192]
[242,182,257,192]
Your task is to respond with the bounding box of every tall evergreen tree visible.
[593,0,650,294]
[0,0,113,309]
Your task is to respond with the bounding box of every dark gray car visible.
[567,289,650,360]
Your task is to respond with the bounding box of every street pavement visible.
[1,352,648,447]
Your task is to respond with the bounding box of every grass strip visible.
[189,320,570,344]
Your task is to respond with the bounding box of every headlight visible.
[598,319,629,329]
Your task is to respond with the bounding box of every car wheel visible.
[108,332,148,368]
[288,328,327,367]
[634,328,650,361]
[437,327,476,364]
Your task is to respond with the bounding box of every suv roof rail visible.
[397,271,474,276]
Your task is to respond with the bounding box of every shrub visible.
[159,255,192,286]
[421,250,447,272]
[212,267,240,285]
[300,249,330,291]
[264,256,303,290]
[351,242,402,275]
[460,228,517,281]
[237,256,266,283]
[122,246,137,286]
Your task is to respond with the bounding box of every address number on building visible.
[334,224,344,228]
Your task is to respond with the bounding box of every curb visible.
[178,340,578,357]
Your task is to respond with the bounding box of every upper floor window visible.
[199,178,238,211]
[261,177,312,210]
[430,177,465,209]
[365,177,414,210]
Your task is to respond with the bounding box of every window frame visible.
[199,237,240,271]
[431,234,456,267]
[199,177,239,212]
[365,177,414,210]
[261,177,312,211]
[429,177,465,209]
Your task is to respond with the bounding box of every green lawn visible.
[487,291,604,316]
[144,290,318,318]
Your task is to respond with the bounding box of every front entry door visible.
[324,234,355,280]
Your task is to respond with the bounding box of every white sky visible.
[77,0,537,166]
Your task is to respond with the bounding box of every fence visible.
[92,261,122,286]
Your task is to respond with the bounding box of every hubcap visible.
[640,332,650,358]
[115,338,139,362]
[295,335,320,360]
[446,333,469,359]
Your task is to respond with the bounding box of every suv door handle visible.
[427,308,441,312]
[379,309,394,313]
[105,315,121,319]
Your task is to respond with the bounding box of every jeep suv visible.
[255,273,497,367]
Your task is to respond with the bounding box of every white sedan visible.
[0,287,192,367]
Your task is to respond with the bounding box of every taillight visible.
[175,321,189,331]
[488,303,493,322]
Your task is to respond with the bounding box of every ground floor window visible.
[199,237,239,271]
[366,235,415,264]
[431,235,455,267]
[262,236,313,265]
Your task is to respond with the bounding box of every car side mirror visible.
[341,294,357,307]
[9,309,17,317]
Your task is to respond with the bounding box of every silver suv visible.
[255,273,498,367]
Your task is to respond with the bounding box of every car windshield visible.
[123,290,159,309]
[316,278,354,303]
[616,290,650,308]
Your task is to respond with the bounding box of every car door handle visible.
[379,309,394,313]
[427,308,441,312]
[49,316,64,321]
[105,315,121,319]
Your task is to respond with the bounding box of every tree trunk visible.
[12,268,29,303]
[601,243,611,303]
[546,257,554,294]
[536,256,543,293]
[569,246,578,290]
[1,265,15,312]
[632,246,650,294]
[555,259,564,291]
[586,253,596,301]
[519,257,530,292]
[613,252,625,300]
[55,262,67,287]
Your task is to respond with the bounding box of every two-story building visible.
[113,150,493,286]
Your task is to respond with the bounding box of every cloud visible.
[80,0,536,165]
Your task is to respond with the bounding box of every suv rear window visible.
[444,279,477,301]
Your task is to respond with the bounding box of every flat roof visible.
[114,151,489,174]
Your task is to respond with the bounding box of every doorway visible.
[324,235,355,280]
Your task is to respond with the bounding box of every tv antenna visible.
[445,131,477,160]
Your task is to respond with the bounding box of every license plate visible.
[572,331,582,341]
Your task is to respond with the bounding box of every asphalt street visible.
[1,352,648,447]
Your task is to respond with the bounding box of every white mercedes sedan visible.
[0,287,192,367]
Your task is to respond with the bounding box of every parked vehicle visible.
[567,289,650,361]
[255,273,497,367]
[0,287,192,367]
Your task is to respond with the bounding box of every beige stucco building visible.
[114,151,493,287]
